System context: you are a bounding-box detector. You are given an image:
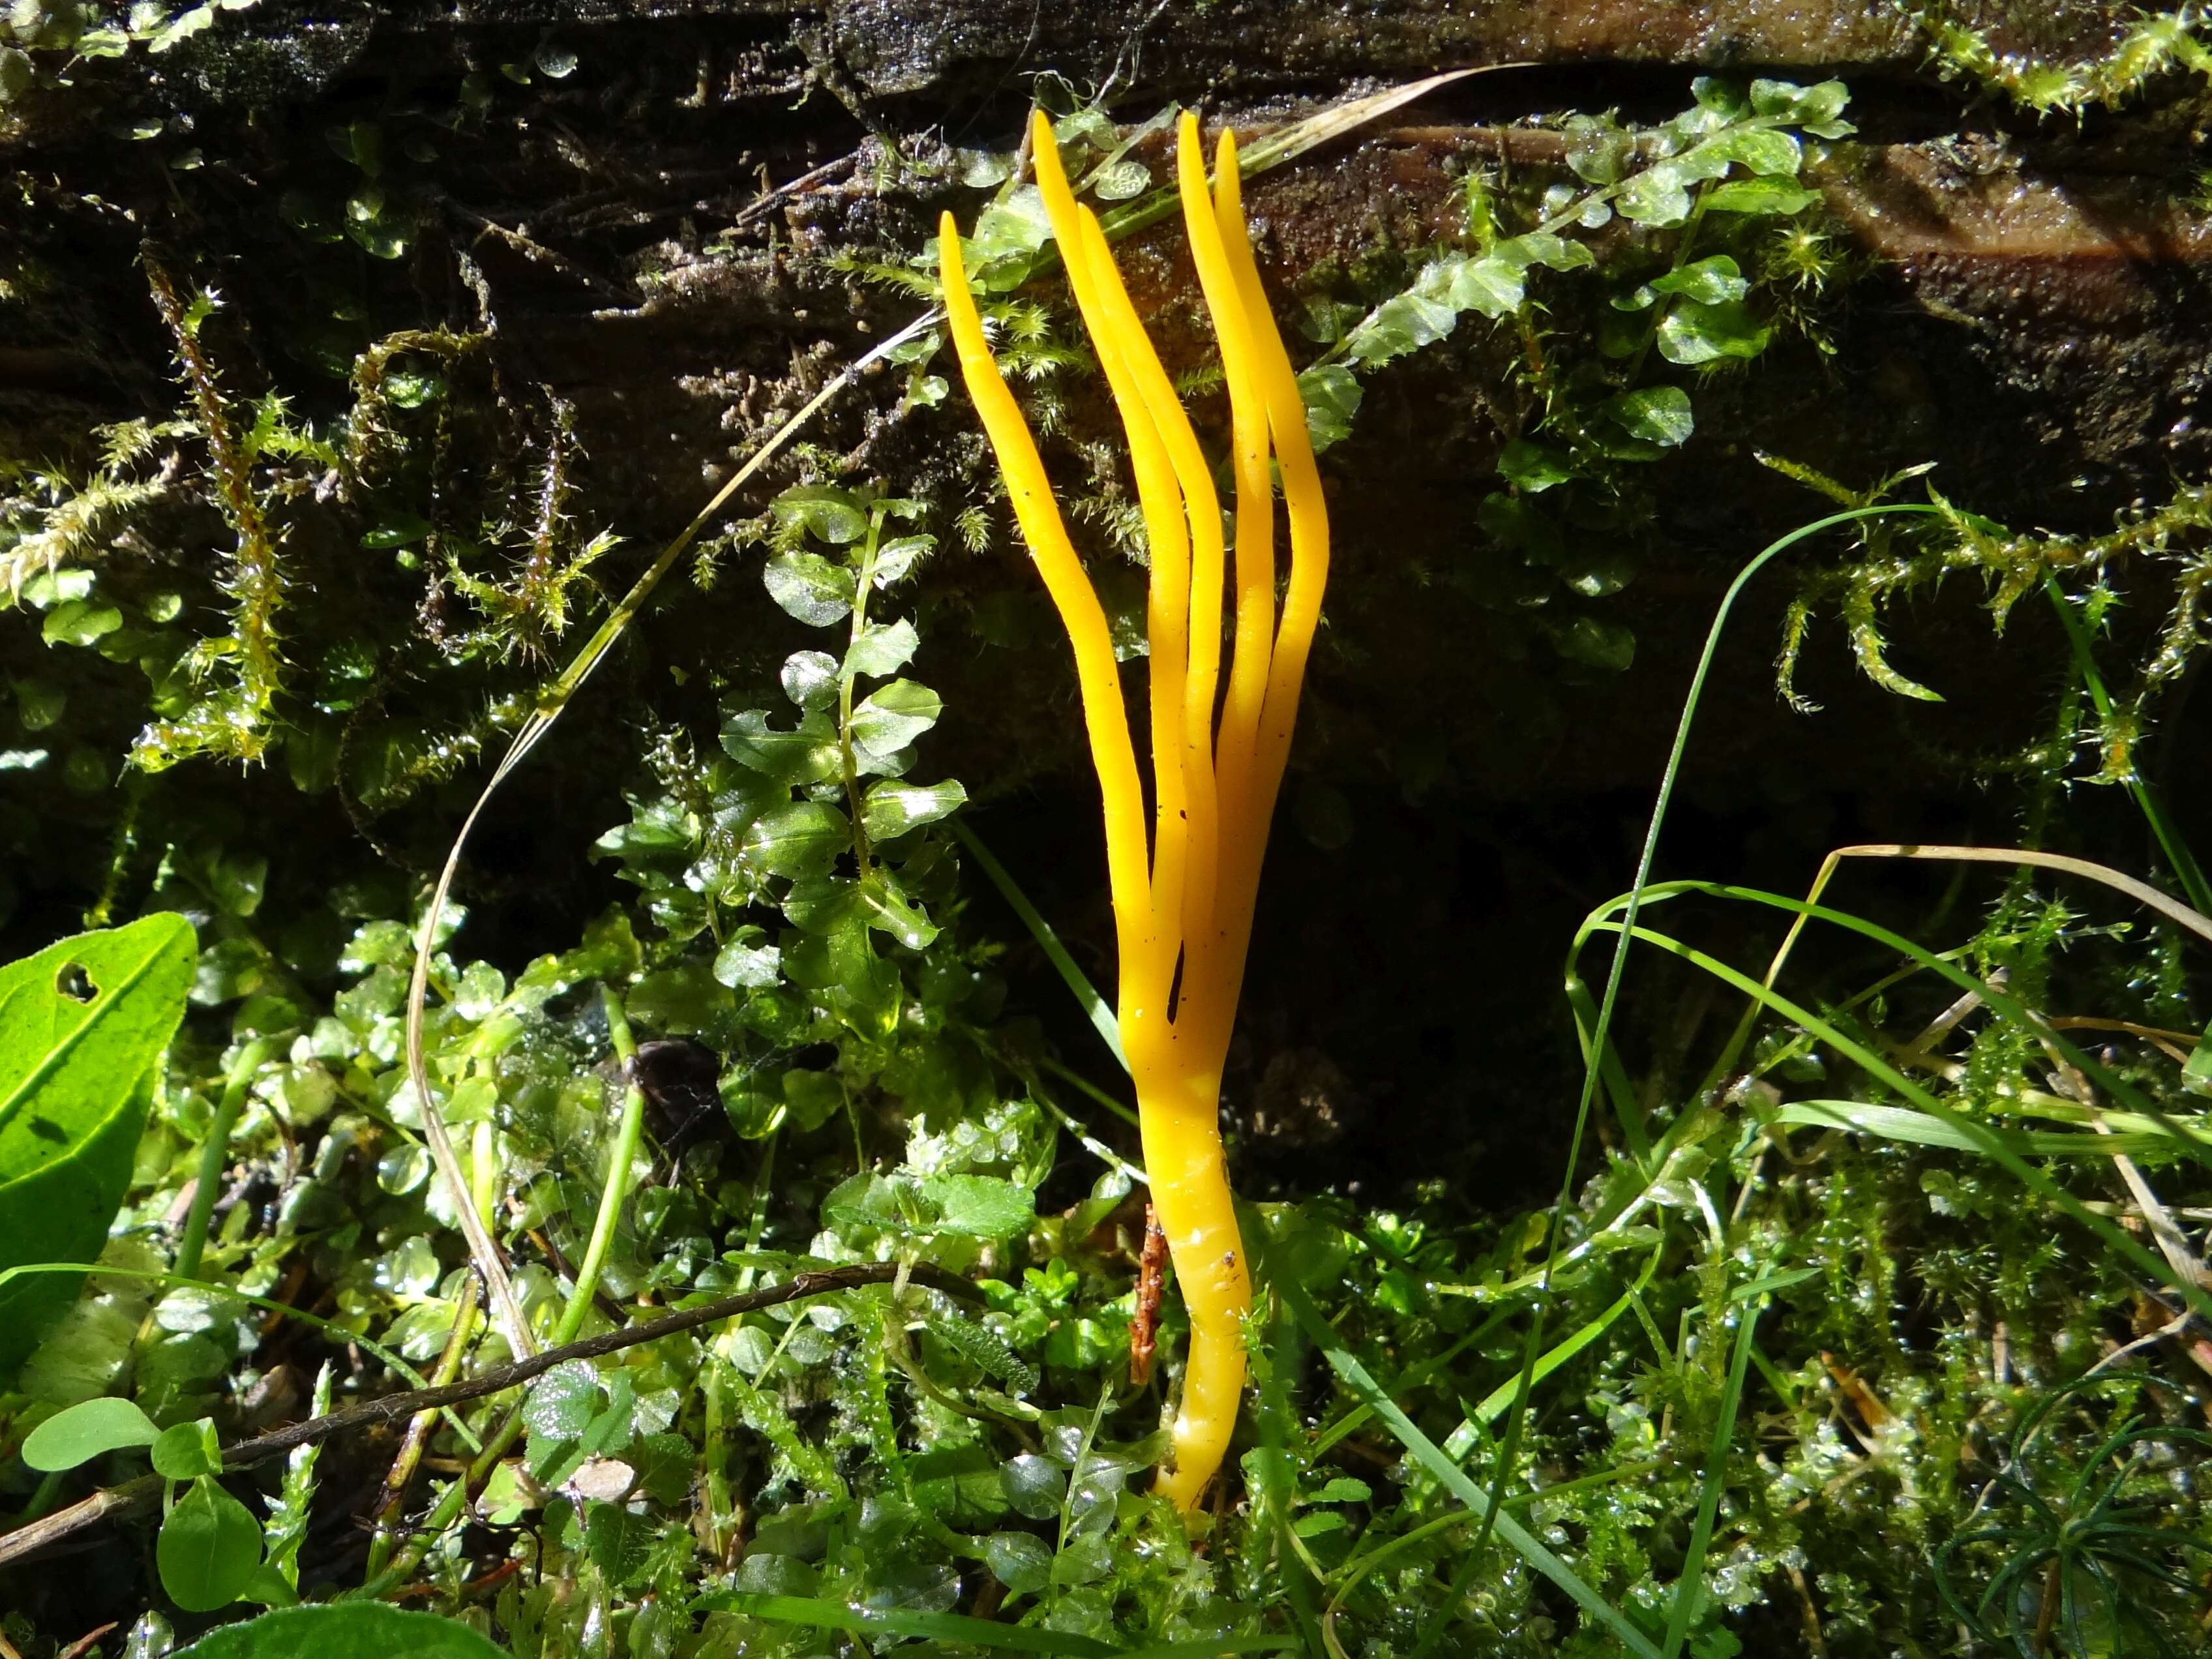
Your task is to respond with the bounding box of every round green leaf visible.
[741,801,851,879]
[172,1604,511,1659]
[152,1418,222,1480]
[711,929,783,990]
[768,485,869,545]
[42,600,123,648]
[158,1474,265,1612]
[1602,387,1694,449]
[981,1530,1052,1594]
[780,650,840,711]
[1551,616,1637,673]
[1656,299,1771,366]
[20,1396,160,1472]
[850,680,942,757]
[523,1360,603,1441]
[859,779,967,841]
[763,550,856,627]
[1647,255,1748,307]
[843,618,918,680]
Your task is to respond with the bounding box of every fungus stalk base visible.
[1130,1055,1249,1511]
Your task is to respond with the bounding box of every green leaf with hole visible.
[172,1604,511,1659]
[721,708,841,785]
[21,1395,161,1471]
[158,1473,265,1612]
[0,913,196,1379]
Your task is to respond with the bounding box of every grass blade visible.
[1273,1270,1664,1659]
[1776,1099,2172,1158]
[1660,1285,1767,1659]
[1597,877,2212,1175]
[695,1593,1295,1656]
[1445,1248,1660,1457]
[1483,503,1948,1584]
[954,820,1128,1071]
[2043,577,2212,916]
[1581,913,2212,1323]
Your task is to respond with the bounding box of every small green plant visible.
[1297,78,1854,676]
[0,914,194,1371]
[1934,1377,2212,1656]
[23,1394,299,1611]
[1899,3,2212,115]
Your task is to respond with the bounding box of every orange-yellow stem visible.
[936,216,1152,978]
[938,112,1328,1510]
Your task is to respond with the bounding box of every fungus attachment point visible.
[938,110,1330,1509]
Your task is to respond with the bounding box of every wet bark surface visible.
[5,1,2209,1197]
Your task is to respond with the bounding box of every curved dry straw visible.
[938,110,1329,1508]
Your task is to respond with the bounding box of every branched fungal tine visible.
[938,110,1330,1509]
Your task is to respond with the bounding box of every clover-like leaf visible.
[1750,77,1854,140]
[1298,363,1363,454]
[870,533,934,588]
[858,871,937,950]
[1710,125,1801,177]
[1616,162,1692,226]
[1563,113,1632,183]
[1447,255,1525,319]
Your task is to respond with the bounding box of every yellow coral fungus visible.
[938,110,1330,1508]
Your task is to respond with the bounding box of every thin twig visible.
[0,1264,978,1568]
